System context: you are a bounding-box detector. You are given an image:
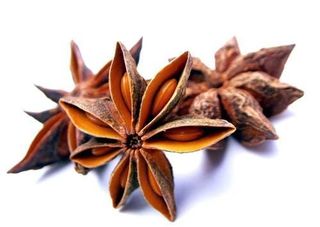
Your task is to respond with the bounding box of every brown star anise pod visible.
[59,42,235,220]
[176,37,303,146]
[8,39,143,173]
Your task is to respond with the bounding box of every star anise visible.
[176,37,303,146]
[59,42,235,220]
[8,39,143,173]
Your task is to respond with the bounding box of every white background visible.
[0,0,319,226]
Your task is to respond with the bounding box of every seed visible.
[148,169,162,196]
[121,72,132,111]
[120,165,129,188]
[85,112,106,126]
[152,78,177,116]
[91,147,114,156]
[163,127,205,141]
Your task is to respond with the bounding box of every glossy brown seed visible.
[148,169,162,196]
[152,78,177,116]
[121,72,132,111]
[91,147,114,156]
[163,127,205,141]
[85,112,106,127]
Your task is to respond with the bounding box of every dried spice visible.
[8,39,143,173]
[8,37,304,222]
[59,42,235,220]
[176,37,303,146]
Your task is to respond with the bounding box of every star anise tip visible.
[7,162,27,174]
[286,43,295,50]
[70,39,77,46]
[34,84,66,103]
[24,110,38,119]
[137,36,143,45]
[7,167,17,174]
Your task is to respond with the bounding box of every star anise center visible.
[126,134,142,149]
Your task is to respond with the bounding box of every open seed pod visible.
[60,97,125,141]
[60,42,236,221]
[109,42,147,134]
[70,138,124,169]
[142,118,234,152]
[9,38,144,174]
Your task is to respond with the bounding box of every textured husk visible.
[142,117,235,153]
[71,139,124,169]
[60,96,126,137]
[137,52,192,135]
[173,80,210,116]
[70,138,123,158]
[136,149,175,221]
[109,42,147,134]
[222,44,295,80]
[35,85,67,103]
[89,37,143,89]
[215,37,241,73]
[189,88,221,119]
[70,40,94,84]
[8,113,69,173]
[66,122,91,152]
[219,87,278,146]
[25,107,61,123]
[189,88,226,151]
[110,151,139,208]
[10,39,144,173]
[228,71,304,116]
[191,57,216,85]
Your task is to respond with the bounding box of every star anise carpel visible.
[60,42,236,220]
[8,38,143,173]
[176,37,303,146]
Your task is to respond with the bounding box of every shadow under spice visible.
[120,190,149,212]
[175,142,229,214]
[37,160,70,182]
[244,140,279,157]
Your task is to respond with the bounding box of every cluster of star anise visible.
[9,37,303,221]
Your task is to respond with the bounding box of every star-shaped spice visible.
[176,37,303,146]
[8,39,143,173]
[59,42,235,220]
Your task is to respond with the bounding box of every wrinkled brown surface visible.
[215,37,240,73]
[228,71,304,117]
[177,37,303,146]
[173,80,209,115]
[189,89,226,151]
[222,44,295,80]
[219,87,278,146]
[190,88,221,119]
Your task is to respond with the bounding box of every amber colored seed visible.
[163,127,205,141]
[120,165,129,188]
[85,112,106,126]
[91,147,114,156]
[121,72,132,111]
[148,169,162,196]
[152,78,177,116]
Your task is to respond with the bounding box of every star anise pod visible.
[8,39,143,173]
[59,42,235,220]
[176,37,303,146]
